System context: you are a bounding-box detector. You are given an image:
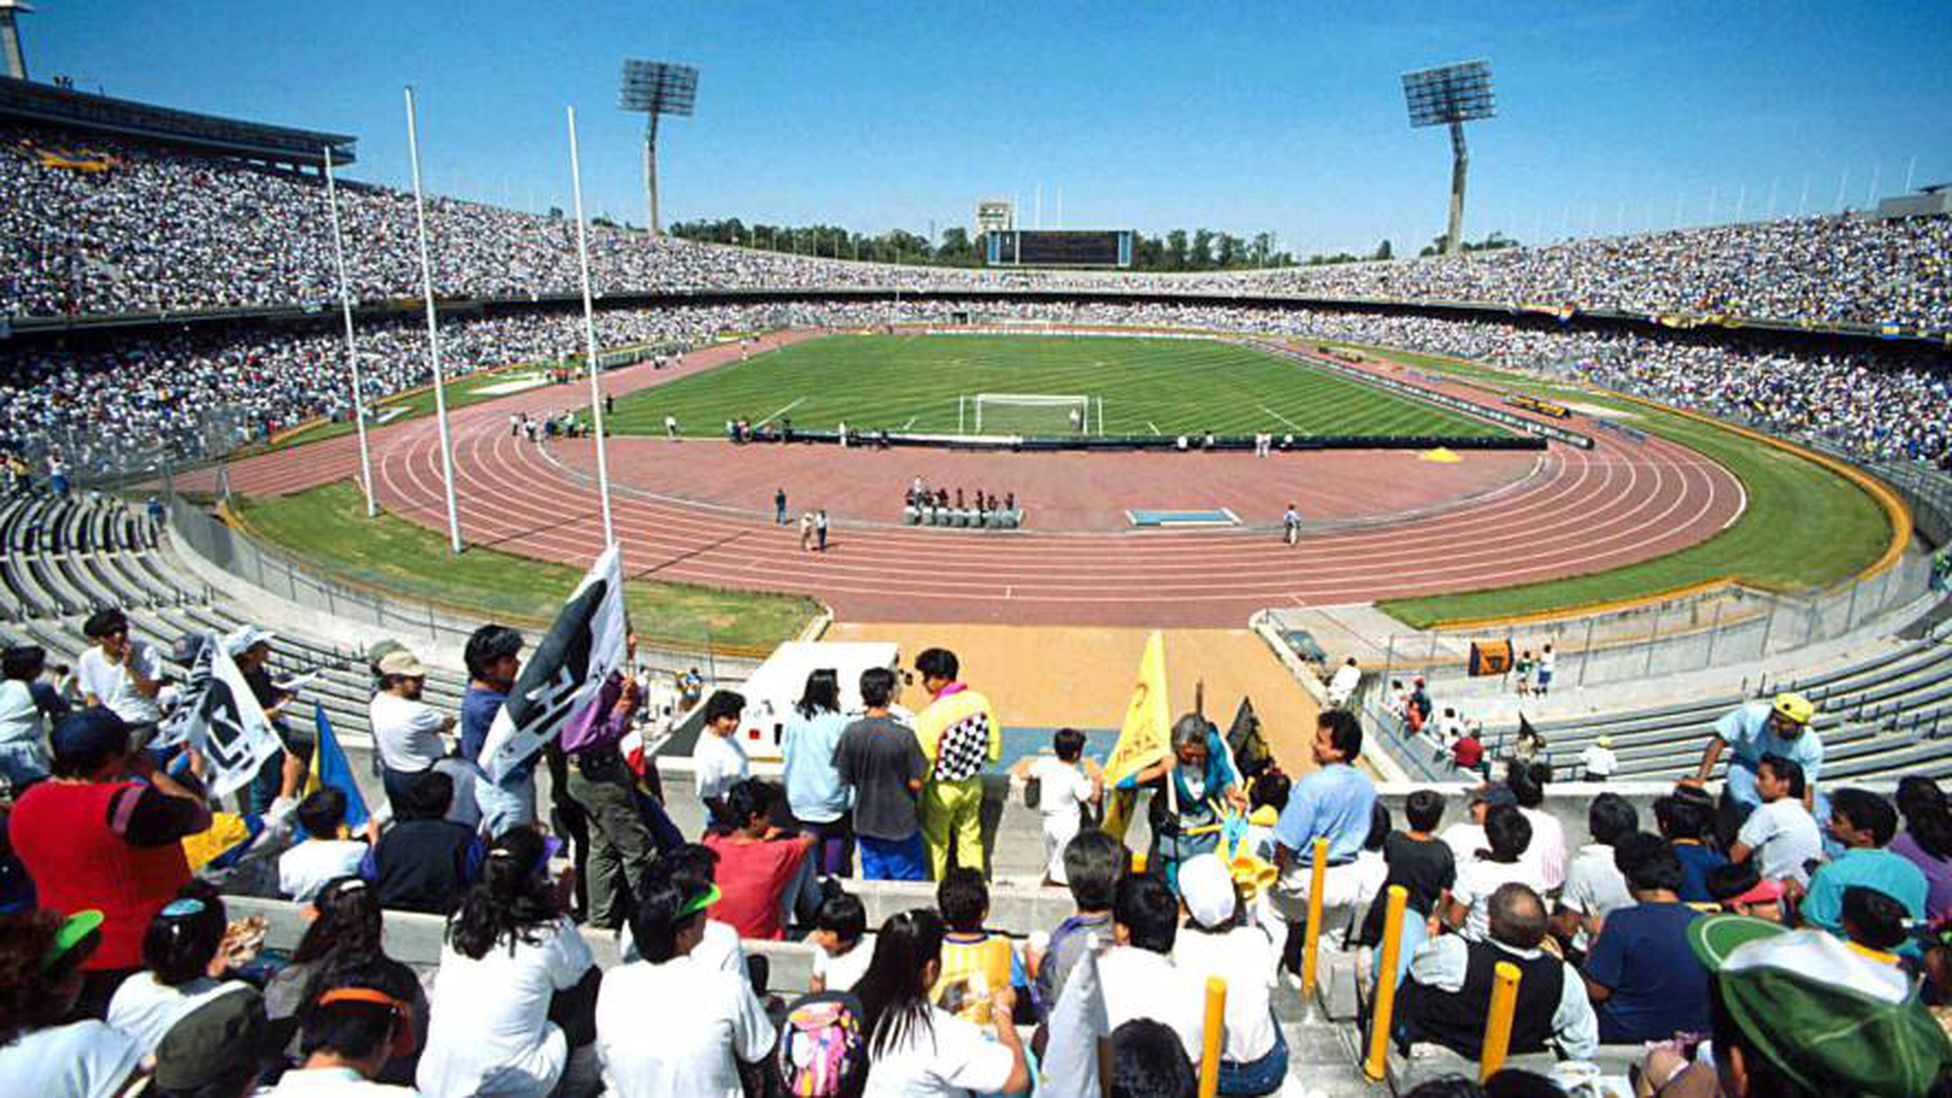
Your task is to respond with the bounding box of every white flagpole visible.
[403,86,465,554]
[322,146,378,519]
[566,105,616,549]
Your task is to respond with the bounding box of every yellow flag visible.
[1102,630,1172,791]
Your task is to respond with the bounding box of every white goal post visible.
[958,393,1103,435]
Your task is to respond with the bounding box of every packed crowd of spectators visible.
[5,616,1952,1096]
[7,121,1951,332]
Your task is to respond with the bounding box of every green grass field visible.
[604,334,1512,440]
[234,482,819,651]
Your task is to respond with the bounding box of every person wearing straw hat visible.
[1690,692,1823,816]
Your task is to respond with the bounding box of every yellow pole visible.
[1198,977,1227,1098]
[1299,837,1329,1004]
[1478,961,1523,1083]
[1362,885,1411,1082]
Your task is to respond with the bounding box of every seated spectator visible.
[0,907,141,1097]
[417,826,598,1098]
[834,666,929,882]
[932,868,1029,1024]
[1556,792,1639,947]
[1729,755,1823,887]
[266,958,423,1096]
[368,770,478,915]
[1841,885,1914,971]
[644,843,747,977]
[855,908,1029,1094]
[1099,873,1205,1068]
[693,690,751,827]
[1110,1017,1198,1098]
[1447,805,1543,941]
[1241,771,1289,861]
[594,865,775,1097]
[1891,776,1952,921]
[1801,787,1929,943]
[1654,786,1727,903]
[0,644,67,787]
[1451,726,1487,780]
[1581,835,1712,1043]
[279,788,370,903]
[1272,710,1376,971]
[1358,788,1456,987]
[147,983,284,1098]
[262,876,428,1087]
[808,887,872,993]
[1029,829,1125,1044]
[1509,765,1566,891]
[1438,784,1513,866]
[1010,727,1101,886]
[1400,883,1598,1061]
[1173,853,1285,1096]
[106,883,254,1056]
[368,648,453,811]
[1704,861,1787,922]
[701,779,818,941]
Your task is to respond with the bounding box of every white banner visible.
[157,633,282,799]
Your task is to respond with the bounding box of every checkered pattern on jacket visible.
[931,711,992,782]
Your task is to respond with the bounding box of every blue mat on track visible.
[1128,508,1239,527]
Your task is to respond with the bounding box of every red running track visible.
[202,331,1746,627]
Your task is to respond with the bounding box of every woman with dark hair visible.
[0,644,66,787]
[702,779,819,940]
[854,908,1028,1094]
[1893,776,1952,920]
[782,667,855,876]
[416,826,597,1098]
[105,881,253,1055]
[0,907,142,1096]
[263,876,428,1085]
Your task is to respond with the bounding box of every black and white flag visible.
[478,545,627,782]
[156,631,282,798]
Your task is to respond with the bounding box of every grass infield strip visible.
[233,481,819,653]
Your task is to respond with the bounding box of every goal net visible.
[961,393,1097,436]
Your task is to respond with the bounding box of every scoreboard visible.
[984,230,1134,268]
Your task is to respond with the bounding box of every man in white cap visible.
[1691,693,1822,815]
[228,624,301,815]
[1170,854,1285,1094]
[369,648,453,812]
[1580,735,1618,783]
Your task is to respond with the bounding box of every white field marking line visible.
[1146,421,1162,435]
[1259,405,1304,432]
[754,396,806,429]
[901,417,918,430]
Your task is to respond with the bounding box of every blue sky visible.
[22,1,1952,256]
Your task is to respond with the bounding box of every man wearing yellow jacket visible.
[912,647,1001,877]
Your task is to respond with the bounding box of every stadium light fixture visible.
[1401,59,1496,256]
[618,59,698,236]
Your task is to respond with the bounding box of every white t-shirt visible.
[1173,925,1278,1063]
[279,839,371,902]
[1440,822,1487,866]
[107,974,250,1056]
[369,692,449,773]
[862,1005,1016,1097]
[1559,843,1634,922]
[1452,857,1549,941]
[262,1066,419,1095]
[77,642,164,724]
[1096,945,1205,1066]
[0,1019,141,1098]
[694,732,750,805]
[1738,798,1825,885]
[1519,807,1567,891]
[813,941,874,992]
[416,916,595,1098]
[620,917,747,978]
[595,955,775,1098]
[1028,757,1093,821]
[1580,745,1618,778]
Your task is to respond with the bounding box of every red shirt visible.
[702,832,815,940]
[1452,737,1485,768]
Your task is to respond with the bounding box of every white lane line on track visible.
[1259,405,1303,431]
[754,397,807,429]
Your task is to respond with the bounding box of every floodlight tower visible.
[1401,60,1496,256]
[0,0,33,81]
[618,59,698,236]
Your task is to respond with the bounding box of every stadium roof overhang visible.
[0,75,355,167]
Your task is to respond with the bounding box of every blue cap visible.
[49,707,131,768]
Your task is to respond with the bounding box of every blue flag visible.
[310,706,370,833]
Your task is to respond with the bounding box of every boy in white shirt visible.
[807,890,873,993]
[1731,754,1825,886]
[278,788,370,903]
[1097,874,1205,1069]
[692,690,750,827]
[1010,728,1101,885]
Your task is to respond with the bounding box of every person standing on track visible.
[774,488,788,525]
[1282,504,1301,547]
[799,512,814,552]
[815,510,830,552]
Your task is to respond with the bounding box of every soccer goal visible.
[958,393,1101,436]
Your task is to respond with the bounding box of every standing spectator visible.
[1556,793,1639,947]
[76,609,164,751]
[368,648,453,811]
[1729,755,1824,887]
[1534,645,1555,697]
[417,826,599,1098]
[1799,787,1928,941]
[834,667,929,881]
[815,508,830,551]
[1581,837,1712,1042]
[10,708,205,1016]
[1272,710,1376,972]
[1513,651,1535,698]
[912,647,1001,878]
[594,867,775,1097]
[799,511,814,551]
[105,885,253,1055]
[692,690,750,828]
[1893,777,1952,920]
[0,908,141,1096]
[1120,713,1241,892]
[265,959,423,1097]
[560,671,658,932]
[1447,805,1544,942]
[1579,736,1617,782]
[1654,786,1727,904]
[369,771,478,916]
[1173,853,1286,1095]
[1400,884,1598,1061]
[774,487,788,525]
[1693,693,1823,816]
[0,644,67,786]
[782,669,854,877]
[228,625,302,816]
[1010,727,1100,887]
[701,780,817,941]
[461,625,534,837]
[854,908,1029,1094]
[1282,503,1300,547]
[278,788,370,903]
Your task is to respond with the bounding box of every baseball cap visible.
[377,649,427,678]
[1773,692,1816,725]
[152,985,278,1090]
[1596,735,1614,748]
[49,707,131,768]
[223,624,276,657]
[1177,853,1238,929]
[41,909,103,972]
[366,638,407,669]
[1689,915,1952,1096]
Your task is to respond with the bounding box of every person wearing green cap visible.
[0,907,142,1097]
